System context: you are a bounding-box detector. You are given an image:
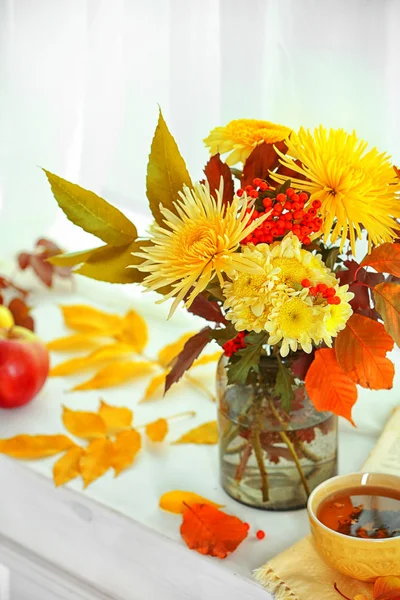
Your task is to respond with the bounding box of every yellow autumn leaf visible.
[173,421,219,445]
[47,333,103,352]
[62,406,107,439]
[159,490,223,514]
[146,418,168,442]
[157,332,196,368]
[112,429,141,476]
[71,360,154,391]
[140,372,167,402]
[80,438,113,487]
[50,343,135,376]
[60,304,123,334]
[115,309,148,352]
[53,446,83,487]
[191,351,222,368]
[98,399,133,434]
[0,435,75,459]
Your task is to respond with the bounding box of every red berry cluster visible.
[238,178,322,246]
[301,279,341,305]
[222,331,246,357]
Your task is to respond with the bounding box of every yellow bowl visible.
[307,472,400,582]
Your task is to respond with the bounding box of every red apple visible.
[0,326,50,408]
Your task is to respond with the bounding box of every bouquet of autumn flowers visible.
[45,113,400,425]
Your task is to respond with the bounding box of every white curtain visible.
[1,0,400,257]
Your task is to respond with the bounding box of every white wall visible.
[0,0,399,257]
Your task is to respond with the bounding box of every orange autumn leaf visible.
[47,333,103,351]
[98,399,133,434]
[361,243,400,277]
[374,282,400,346]
[191,351,222,368]
[305,348,358,424]
[353,596,370,600]
[374,577,400,600]
[53,446,83,487]
[111,429,142,476]
[141,372,167,402]
[180,503,248,559]
[173,421,218,445]
[60,304,122,334]
[146,418,168,442]
[50,343,135,376]
[80,438,113,487]
[159,491,223,514]
[0,434,75,459]
[335,314,394,389]
[114,309,148,352]
[71,360,154,391]
[158,332,196,368]
[62,406,107,439]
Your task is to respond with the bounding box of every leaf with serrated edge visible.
[173,421,218,445]
[165,328,211,393]
[373,282,400,346]
[80,438,113,487]
[146,418,168,442]
[158,332,197,368]
[146,110,192,225]
[227,332,268,384]
[98,399,132,434]
[60,304,123,334]
[50,343,135,376]
[53,447,83,487]
[159,491,223,514]
[141,372,168,402]
[191,352,222,368]
[0,435,75,459]
[361,243,400,277]
[112,429,141,476]
[335,314,394,389]
[305,348,358,424]
[43,170,137,246]
[75,241,150,284]
[115,309,148,352]
[71,361,154,391]
[62,406,107,439]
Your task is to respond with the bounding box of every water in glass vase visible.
[217,355,338,510]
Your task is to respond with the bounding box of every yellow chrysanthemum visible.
[322,284,354,345]
[223,244,280,319]
[269,233,336,288]
[204,119,291,166]
[266,289,324,356]
[135,182,268,316]
[272,126,400,253]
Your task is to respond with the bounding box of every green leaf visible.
[75,240,151,284]
[48,247,102,267]
[325,247,340,271]
[43,170,137,246]
[146,110,192,226]
[227,332,268,385]
[274,179,292,195]
[274,357,295,412]
[210,324,238,346]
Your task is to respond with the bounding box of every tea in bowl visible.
[307,472,400,582]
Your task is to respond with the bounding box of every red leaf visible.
[186,293,227,324]
[180,503,248,559]
[17,252,31,270]
[36,238,62,255]
[242,141,287,187]
[305,348,358,424]
[335,314,394,389]
[204,154,234,205]
[291,351,314,380]
[361,243,400,277]
[165,327,211,393]
[30,255,53,287]
[8,298,35,331]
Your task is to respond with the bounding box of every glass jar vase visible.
[216,354,338,510]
